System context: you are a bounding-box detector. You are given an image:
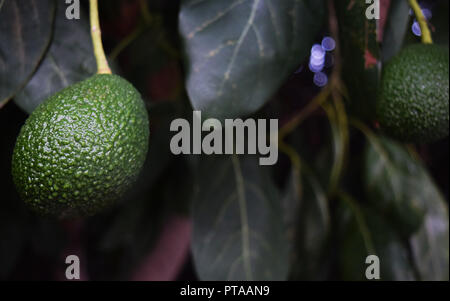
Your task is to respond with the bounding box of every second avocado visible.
[377,44,449,143]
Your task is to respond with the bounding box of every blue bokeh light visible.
[422,8,432,20]
[321,37,335,51]
[309,54,325,72]
[313,72,328,87]
[412,20,421,36]
[410,2,433,37]
[311,44,326,60]
[309,62,324,73]
[304,37,336,86]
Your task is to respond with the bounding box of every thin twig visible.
[110,26,144,61]
[279,87,331,140]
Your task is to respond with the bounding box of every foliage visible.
[0,0,448,280]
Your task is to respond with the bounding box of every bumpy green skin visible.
[377,44,449,143]
[12,74,149,217]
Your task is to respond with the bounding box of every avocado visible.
[11,74,149,218]
[376,44,449,143]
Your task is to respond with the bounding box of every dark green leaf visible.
[281,169,302,250]
[338,196,416,281]
[363,135,449,280]
[410,183,449,281]
[335,0,380,121]
[283,167,330,280]
[0,0,55,108]
[364,136,435,235]
[381,0,410,62]
[179,0,325,119]
[321,100,349,195]
[191,155,288,280]
[14,1,96,114]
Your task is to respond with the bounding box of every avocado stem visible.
[89,0,112,74]
[408,0,433,44]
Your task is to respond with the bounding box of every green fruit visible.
[377,44,449,143]
[12,74,149,218]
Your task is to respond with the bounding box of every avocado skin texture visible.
[377,44,449,143]
[12,74,149,218]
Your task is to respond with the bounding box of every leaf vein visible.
[48,54,69,87]
[231,155,253,280]
[217,0,260,96]
[187,0,246,40]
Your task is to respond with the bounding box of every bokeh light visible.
[412,20,422,36]
[311,44,326,60]
[410,2,433,37]
[321,36,335,51]
[422,8,432,20]
[305,37,336,87]
[313,72,328,87]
